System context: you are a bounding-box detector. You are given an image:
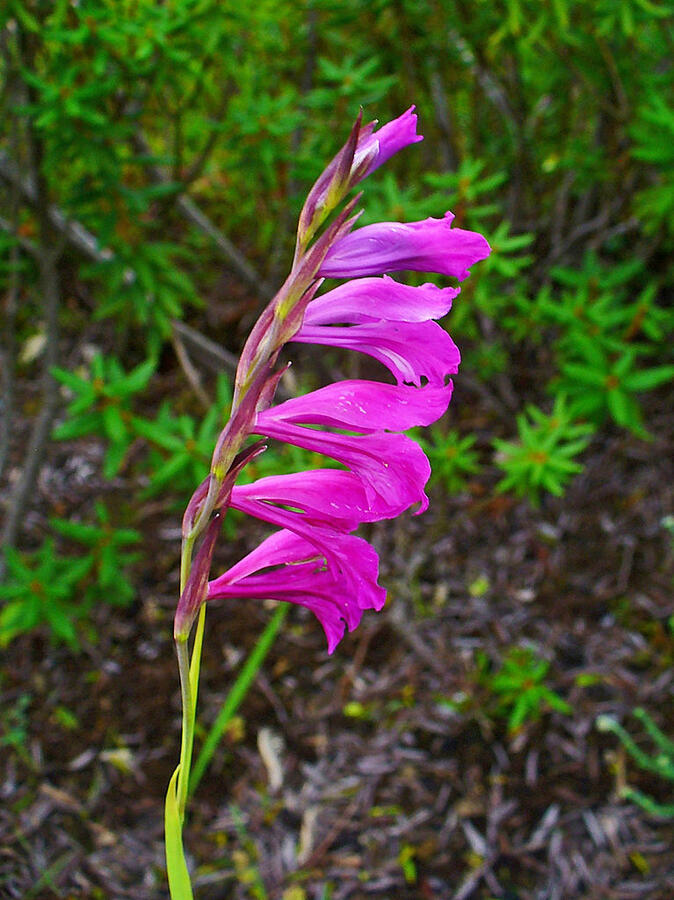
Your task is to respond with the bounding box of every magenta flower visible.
[354,106,424,178]
[208,529,386,653]
[166,108,493,900]
[321,211,490,280]
[175,108,491,652]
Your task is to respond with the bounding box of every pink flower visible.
[208,530,386,654]
[252,379,454,432]
[320,211,491,280]
[252,416,431,514]
[355,106,423,179]
[180,107,492,653]
[299,109,423,238]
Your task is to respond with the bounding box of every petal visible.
[253,418,431,514]
[208,529,386,654]
[292,320,460,386]
[320,212,491,280]
[303,276,459,325]
[257,379,453,433]
[213,529,325,582]
[357,106,423,178]
[228,493,379,597]
[210,528,385,614]
[231,469,374,530]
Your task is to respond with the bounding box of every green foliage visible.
[542,253,674,437]
[133,374,233,497]
[52,353,155,477]
[477,645,572,732]
[0,691,31,754]
[555,343,674,438]
[0,540,94,648]
[0,502,140,647]
[419,427,481,494]
[494,395,595,505]
[631,94,674,236]
[50,501,140,607]
[597,708,674,818]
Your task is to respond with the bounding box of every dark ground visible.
[1,371,673,900]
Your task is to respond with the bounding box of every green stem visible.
[175,603,208,821]
[166,526,209,896]
[190,603,207,699]
[165,635,196,899]
[175,636,194,822]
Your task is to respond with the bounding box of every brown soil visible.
[1,373,673,900]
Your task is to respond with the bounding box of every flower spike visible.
[167,106,492,900]
[176,107,491,652]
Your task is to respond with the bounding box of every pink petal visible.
[303,276,459,326]
[257,379,453,433]
[208,529,386,654]
[228,494,375,593]
[253,417,431,513]
[292,320,460,386]
[357,106,423,178]
[231,469,375,530]
[320,211,491,280]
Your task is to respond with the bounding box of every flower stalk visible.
[165,106,491,897]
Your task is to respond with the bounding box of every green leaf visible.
[132,416,185,451]
[51,366,92,393]
[190,604,289,794]
[103,441,128,478]
[0,599,40,646]
[43,603,80,648]
[118,358,156,396]
[623,365,674,392]
[102,404,128,445]
[53,411,102,440]
[164,767,194,900]
[50,519,99,544]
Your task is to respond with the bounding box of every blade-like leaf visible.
[164,766,194,900]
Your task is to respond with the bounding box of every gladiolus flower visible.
[178,107,491,652]
[320,211,490,280]
[208,530,386,654]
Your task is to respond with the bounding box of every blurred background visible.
[1,1,673,898]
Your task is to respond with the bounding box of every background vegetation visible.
[1,1,672,898]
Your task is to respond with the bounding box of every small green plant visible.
[52,353,156,477]
[597,708,674,818]
[478,645,572,732]
[493,394,594,505]
[553,338,674,439]
[540,253,674,438]
[0,540,94,648]
[631,94,674,236]
[418,427,481,493]
[0,691,32,755]
[50,501,140,607]
[0,504,139,647]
